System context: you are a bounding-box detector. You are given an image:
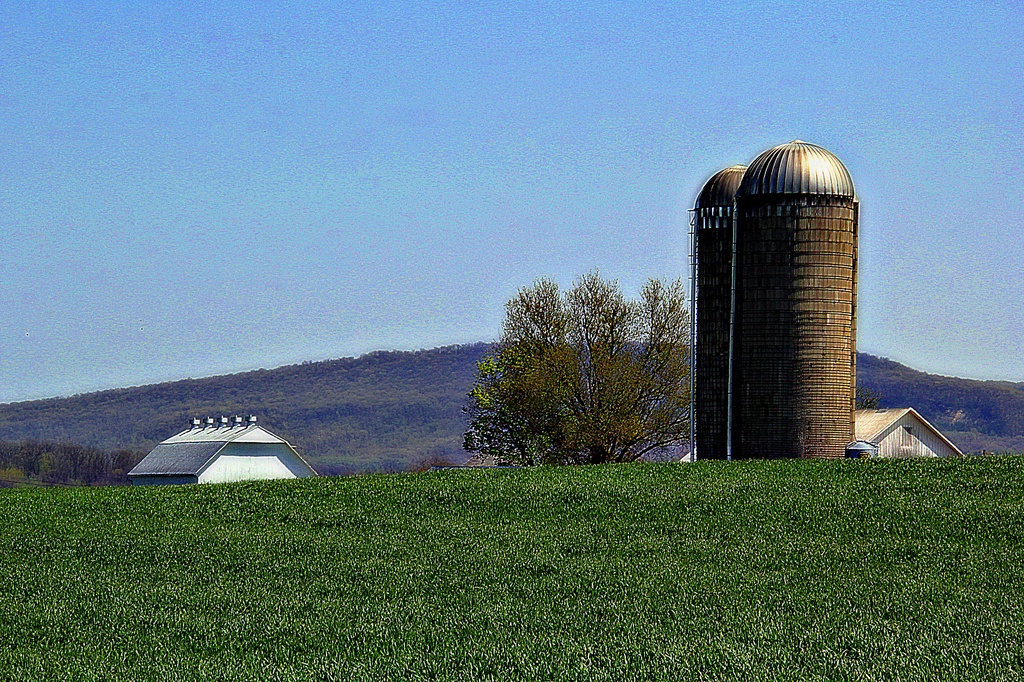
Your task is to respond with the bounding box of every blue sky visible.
[1,0,1022,402]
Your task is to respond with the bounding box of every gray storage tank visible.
[693,165,746,459]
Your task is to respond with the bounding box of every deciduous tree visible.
[464,273,690,465]
[855,385,881,410]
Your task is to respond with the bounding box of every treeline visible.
[0,441,145,487]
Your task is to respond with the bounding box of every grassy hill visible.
[2,458,1024,680]
[2,345,1024,479]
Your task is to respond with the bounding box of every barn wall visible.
[875,413,958,458]
[198,443,315,484]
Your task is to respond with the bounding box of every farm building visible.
[854,408,963,458]
[128,416,317,485]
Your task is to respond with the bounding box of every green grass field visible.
[2,458,1024,681]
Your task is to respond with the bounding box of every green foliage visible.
[855,385,881,410]
[2,459,1024,679]
[465,274,691,465]
[463,346,567,464]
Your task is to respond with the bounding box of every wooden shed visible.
[128,416,317,485]
[854,408,963,458]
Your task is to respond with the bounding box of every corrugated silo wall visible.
[695,206,733,459]
[732,194,858,458]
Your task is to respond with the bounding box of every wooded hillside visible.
[857,354,1024,454]
[0,344,491,475]
[0,344,1022,481]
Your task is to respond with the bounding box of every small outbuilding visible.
[854,408,963,458]
[128,416,317,485]
[462,452,515,468]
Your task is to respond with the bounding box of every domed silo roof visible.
[737,141,854,198]
[694,164,747,209]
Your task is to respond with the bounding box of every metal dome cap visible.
[694,164,747,210]
[737,140,855,198]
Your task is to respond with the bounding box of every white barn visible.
[854,408,963,458]
[128,416,317,485]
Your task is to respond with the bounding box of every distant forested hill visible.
[1,346,1022,477]
[0,344,492,475]
[857,354,1024,454]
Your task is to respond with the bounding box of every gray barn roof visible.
[161,423,287,445]
[129,442,225,476]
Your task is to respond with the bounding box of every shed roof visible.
[854,408,963,456]
[463,452,514,467]
[855,408,910,441]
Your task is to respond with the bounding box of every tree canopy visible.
[464,273,691,465]
[855,385,881,411]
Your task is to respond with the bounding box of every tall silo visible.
[731,141,858,458]
[693,165,747,459]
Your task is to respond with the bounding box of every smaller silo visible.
[693,165,747,459]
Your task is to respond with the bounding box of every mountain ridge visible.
[1,344,1022,473]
